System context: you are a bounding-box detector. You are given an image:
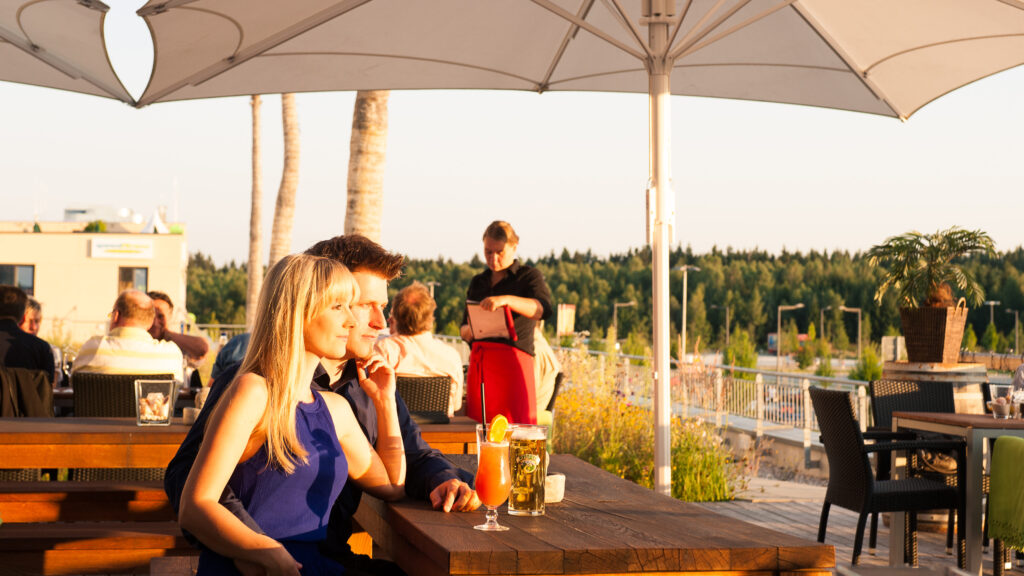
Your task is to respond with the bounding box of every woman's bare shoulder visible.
[224,372,270,406]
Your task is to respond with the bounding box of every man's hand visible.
[356,353,396,403]
[430,478,481,512]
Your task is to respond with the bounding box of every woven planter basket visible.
[900,300,967,364]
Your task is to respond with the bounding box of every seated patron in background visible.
[72,290,184,382]
[148,291,210,362]
[375,282,464,417]
[19,297,64,386]
[19,297,41,336]
[0,286,54,383]
[532,325,560,414]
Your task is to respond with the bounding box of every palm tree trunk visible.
[268,93,300,269]
[245,95,263,330]
[345,90,388,242]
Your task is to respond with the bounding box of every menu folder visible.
[466,300,517,341]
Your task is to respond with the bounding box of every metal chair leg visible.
[869,511,879,555]
[853,511,869,566]
[946,508,955,555]
[818,502,831,543]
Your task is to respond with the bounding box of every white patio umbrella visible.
[0,0,131,102]
[134,0,1024,496]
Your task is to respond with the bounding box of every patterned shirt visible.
[72,326,184,382]
[375,332,465,416]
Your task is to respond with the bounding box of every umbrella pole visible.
[649,16,673,498]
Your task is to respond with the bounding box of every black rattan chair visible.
[72,372,175,417]
[396,376,451,424]
[70,372,175,482]
[868,379,962,555]
[810,386,964,566]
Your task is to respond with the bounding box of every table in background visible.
[0,416,478,470]
[52,387,196,418]
[355,453,835,576]
[890,411,1024,575]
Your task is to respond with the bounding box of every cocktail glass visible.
[474,423,511,531]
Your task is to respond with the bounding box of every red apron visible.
[466,341,536,425]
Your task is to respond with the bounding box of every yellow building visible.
[0,221,188,346]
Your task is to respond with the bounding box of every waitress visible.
[460,221,552,425]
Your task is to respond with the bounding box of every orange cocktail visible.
[475,422,512,531]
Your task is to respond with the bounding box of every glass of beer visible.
[474,424,512,531]
[508,424,548,516]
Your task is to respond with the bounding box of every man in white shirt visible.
[72,290,184,382]
[375,282,464,416]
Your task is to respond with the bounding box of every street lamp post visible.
[1007,308,1020,352]
[672,265,700,361]
[984,300,1002,325]
[777,303,805,372]
[612,300,636,335]
[839,305,863,360]
[711,304,730,350]
[424,281,441,298]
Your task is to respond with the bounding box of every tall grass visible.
[552,343,756,502]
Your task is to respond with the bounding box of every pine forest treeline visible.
[187,246,1024,355]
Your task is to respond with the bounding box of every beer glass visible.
[474,424,512,531]
[508,424,548,516]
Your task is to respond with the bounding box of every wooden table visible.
[0,416,478,469]
[891,411,1024,575]
[354,454,835,576]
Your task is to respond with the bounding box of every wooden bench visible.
[0,481,173,523]
[0,481,373,575]
[0,417,471,574]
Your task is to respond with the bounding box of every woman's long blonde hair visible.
[236,253,356,474]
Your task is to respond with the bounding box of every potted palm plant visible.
[867,227,995,364]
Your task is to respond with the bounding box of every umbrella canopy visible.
[135,0,1024,495]
[137,0,1024,116]
[0,0,132,102]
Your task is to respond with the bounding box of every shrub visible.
[725,328,758,380]
[848,345,883,382]
[553,344,752,502]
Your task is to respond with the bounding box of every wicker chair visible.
[810,387,964,566]
[396,376,451,424]
[72,372,175,417]
[71,372,175,482]
[868,379,962,555]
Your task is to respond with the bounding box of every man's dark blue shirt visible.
[164,359,472,557]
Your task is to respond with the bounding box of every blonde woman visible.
[179,254,406,575]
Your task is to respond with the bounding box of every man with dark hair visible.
[147,290,210,361]
[0,286,54,382]
[376,282,464,417]
[166,234,479,576]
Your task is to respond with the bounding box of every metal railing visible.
[194,323,248,344]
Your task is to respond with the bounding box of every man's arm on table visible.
[163,329,211,361]
[395,394,479,512]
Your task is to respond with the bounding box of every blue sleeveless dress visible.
[197,391,349,575]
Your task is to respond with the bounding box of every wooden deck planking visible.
[696,500,1009,575]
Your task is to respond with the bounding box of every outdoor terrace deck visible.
[697,487,1008,576]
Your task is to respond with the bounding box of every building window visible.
[118,267,148,293]
[0,265,35,295]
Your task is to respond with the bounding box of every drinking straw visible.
[480,380,487,427]
[479,350,487,426]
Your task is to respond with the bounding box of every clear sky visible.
[3,0,1022,266]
